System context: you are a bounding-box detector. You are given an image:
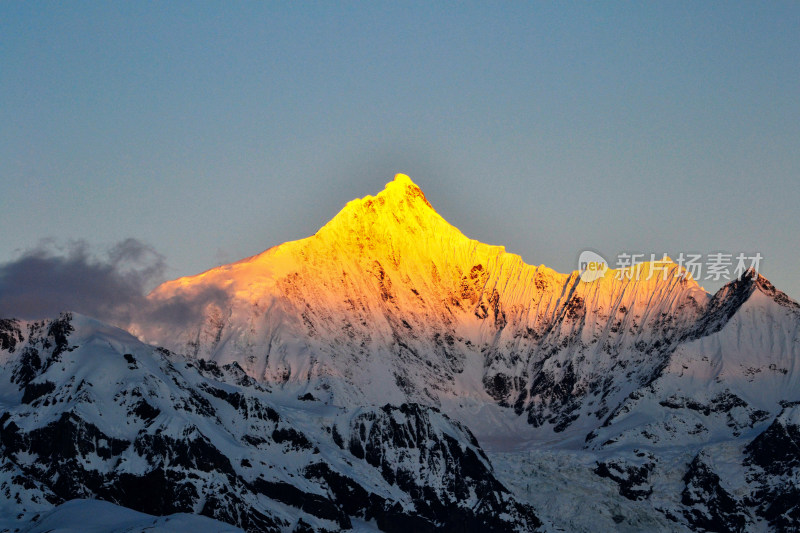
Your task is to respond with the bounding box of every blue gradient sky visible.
[2,2,798,299]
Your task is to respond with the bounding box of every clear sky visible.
[2,2,799,300]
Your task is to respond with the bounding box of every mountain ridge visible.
[0,313,541,532]
[132,175,796,450]
[3,174,800,531]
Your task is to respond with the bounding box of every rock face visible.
[0,314,540,532]
[742,405,800,530]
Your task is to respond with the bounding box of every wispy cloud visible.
[0,239,228,333]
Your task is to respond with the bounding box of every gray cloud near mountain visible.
[0,239,226,331]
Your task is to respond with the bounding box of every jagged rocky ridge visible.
[139,175,717,440]
[138,176,799,447]
[0,314,540,532]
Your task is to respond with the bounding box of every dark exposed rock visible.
[11,346,42,387]
[21,380,56,404]
[745,415,800,475]
[594,459,654,501]
[681,454,747,532]
[45,312,75,361]
[200,383,281,422]
[0,318,23,353]
[342,403,541,531]
[123,353,138,368]
[743,412,800,529]
[272,427,313,450]
[250,477,351,529]
[134,427,235,475]
[130,399,160,422]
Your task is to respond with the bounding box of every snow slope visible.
[21,499,244,533]
[0,313,539,532]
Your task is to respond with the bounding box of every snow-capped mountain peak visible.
[4,174,800,531]
[133,175,797,451]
